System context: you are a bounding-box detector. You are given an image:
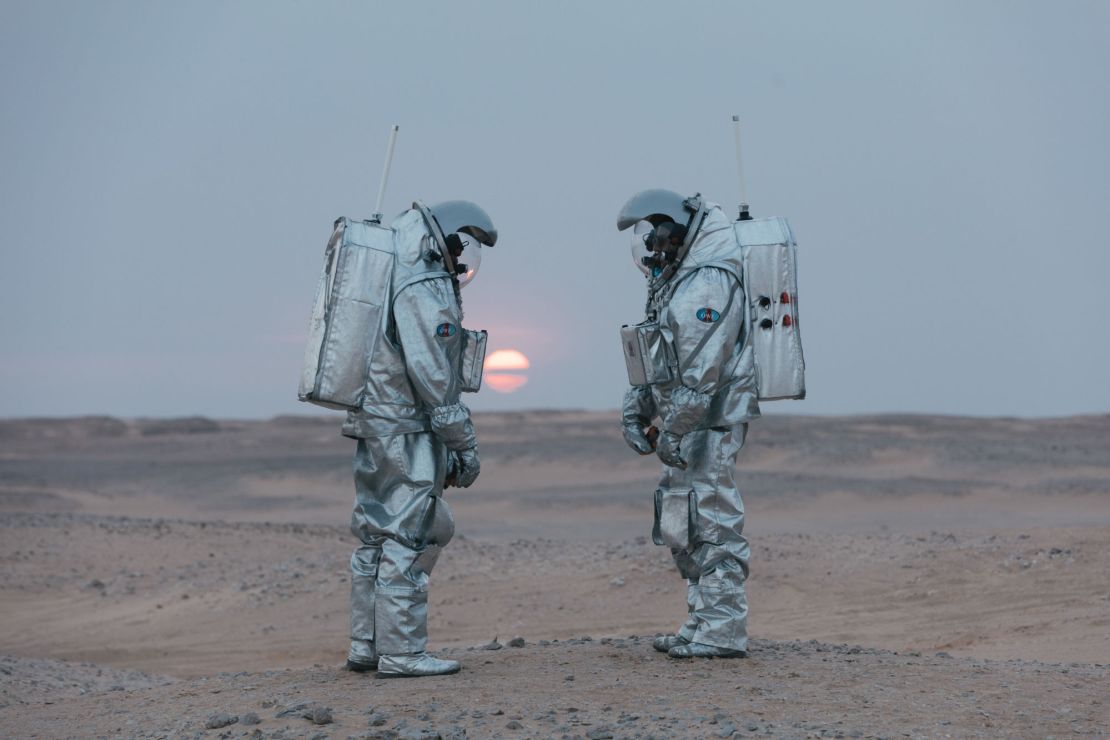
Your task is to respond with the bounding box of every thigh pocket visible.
[652,488,696,549]
[397,494,456,550]
[422,495,455,547]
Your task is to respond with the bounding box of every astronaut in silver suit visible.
[342,200,496,677]
[617,190,760,659]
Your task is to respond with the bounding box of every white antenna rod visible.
[731,115,751,220]
[371,124,400,223]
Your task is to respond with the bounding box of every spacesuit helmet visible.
[617,189,704,276]
[427,200,497,247]
[414,200,497,287]
[444,231,483,287]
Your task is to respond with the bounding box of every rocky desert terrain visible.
[1,411,1108,738]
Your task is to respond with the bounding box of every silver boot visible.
[346,639,378,672]
[377,653,460,677]
[652,635,689,653]
[668,641,746,659]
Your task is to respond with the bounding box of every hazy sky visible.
[2,1,1108,419]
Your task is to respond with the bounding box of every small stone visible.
[309,706,333,725]
[587,728,614,739]
[205,713,238,730]
[564,674,574,681]
[481,639,502,651]
[240,712,261,726]
[610,576,625,587]
[508,637,526,648]
[716,723,736,738]
[506,720,524,730]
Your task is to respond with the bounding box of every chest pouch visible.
[459,328,488,393]
[620,321,676,387]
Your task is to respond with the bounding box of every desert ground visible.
[1,411,1108,738]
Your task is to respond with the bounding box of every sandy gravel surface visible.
[5,638,1107,739]
[1,412,1109,737]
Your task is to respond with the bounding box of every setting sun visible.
[484,349,530,393]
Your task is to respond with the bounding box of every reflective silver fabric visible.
[643,204,761,430]
[657,424,750,652]
[349,434,455,656]
[622,201,757,653]
[299,220,394,410]
[344,206,478,661]
[735,216,807,400]
[377,652,460,677]
[342,209,476,441]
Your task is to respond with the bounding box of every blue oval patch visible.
[696,308,720,323]
[436,323,457,338]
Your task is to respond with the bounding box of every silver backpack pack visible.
[298,218,394,411]
[735,216,806,401]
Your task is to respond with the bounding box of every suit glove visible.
[447,446,481,488]
[656,431,687,469]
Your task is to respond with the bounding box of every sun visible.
[484,349,530,393]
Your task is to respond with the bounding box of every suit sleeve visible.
[393,277,476,450]
[662,267,744,435]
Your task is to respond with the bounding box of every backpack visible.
[735,216,806,401]
[298,218,395,410]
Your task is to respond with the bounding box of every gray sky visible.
[2,0,1108,419]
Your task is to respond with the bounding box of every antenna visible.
[371,124,400,223]
[731,115,752,221]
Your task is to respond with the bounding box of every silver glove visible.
[621,386,658,456]
[448,447,481,488]
[656,431,687,469]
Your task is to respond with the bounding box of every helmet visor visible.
[449,232,483,287]
[630,220,655,277]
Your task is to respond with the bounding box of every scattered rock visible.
[309,705,333,725]
[481,639,502,651]
[505,720,523,730]
[205,712,238,729]
[508,637,526,648]
[240,712,261,725]
[610,576,625,587]
[276,702,332,725]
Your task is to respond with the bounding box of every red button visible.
[780,292,791,304]
[782,315,793,327]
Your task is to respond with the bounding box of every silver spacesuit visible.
[618,190,759,659]
[343,201,496,677]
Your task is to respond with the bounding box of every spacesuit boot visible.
[377,653,461,678]
[653,580,700,652]
[668,557,749,659]
[347,545,380,671]
[370,533,460,677]
[668,642,746,659]
[346,640,378,672]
